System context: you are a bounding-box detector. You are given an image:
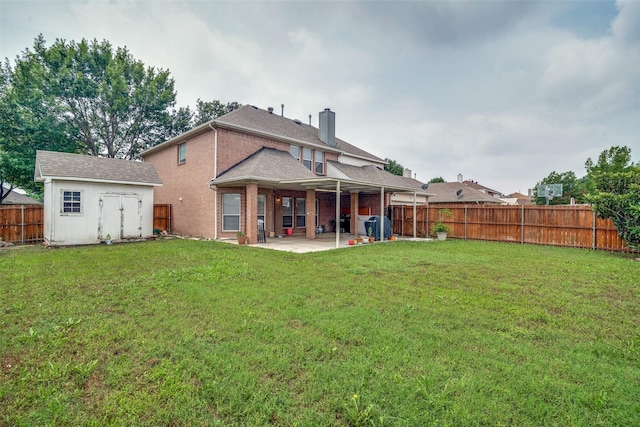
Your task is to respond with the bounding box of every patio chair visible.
[257,219,266,243]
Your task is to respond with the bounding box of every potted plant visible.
[430,209,452,241]
[237,231,247,245]
[368,226,375,243]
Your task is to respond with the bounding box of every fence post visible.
[464,205,467,240]
[21,205,25,245]
[592,210,596,250]
[521,204,525,244]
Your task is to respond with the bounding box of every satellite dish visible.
[456,189,463,196]
[421,183,429,190]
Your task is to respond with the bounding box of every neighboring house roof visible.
[502,192,533,205]
[141,105,384,163]
[34,151,162,186]
[1,183,41,205]
[426,182,505,204]
[463,180,503,197]
[211,147,317,186]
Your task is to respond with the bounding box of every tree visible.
[587,165,640,250]
[0,35,185,192]
[584,146,636,193]
[533,171,587,205]
[429,176,445,183]
[384,158,404,176]
[193,99,241,126]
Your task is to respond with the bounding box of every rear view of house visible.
[141,105,429,244]
[34,150,162,246]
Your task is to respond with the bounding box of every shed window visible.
[61,190,82,214]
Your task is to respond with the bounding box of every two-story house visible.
[140,105,427,244]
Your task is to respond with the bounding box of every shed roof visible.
[34,151,162,186]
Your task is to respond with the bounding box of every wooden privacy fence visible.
[392,204,630,252]
[0,204,172,245]
[0,205,44,245]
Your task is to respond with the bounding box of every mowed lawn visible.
[1,239,639,426]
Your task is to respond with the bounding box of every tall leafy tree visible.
[429,176,445,183]
[587,165,640,250]
[0,35,183,192]
[384,158,404,176]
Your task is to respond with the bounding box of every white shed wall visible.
[43,180,155,246]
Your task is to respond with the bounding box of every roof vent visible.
[294,119,302,125]
[251,105,258,109]
[268,107,274,114]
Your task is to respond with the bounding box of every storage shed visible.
[34,150,162,246]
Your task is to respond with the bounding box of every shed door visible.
[100,194,122,240]
[122,195,142,238]
[99,193,142,240]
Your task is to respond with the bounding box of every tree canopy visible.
[587,165,640,250]
[384,158,404,176]
[428,176,445,183]
[0,35,239,197]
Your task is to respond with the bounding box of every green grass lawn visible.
[1,239,639,426]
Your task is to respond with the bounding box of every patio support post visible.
[306,188,316,240]
[246,182,258,244]
[350,192,359,235]
[380,187,384,241]
[335,180,341,248]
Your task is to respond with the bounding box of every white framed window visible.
[222,193,241,231]
[315,151,324,175]
[257,194,266,223]
[178,143,186,164]
[61,190,82,214]
[303,148,312,170]
[289,145,300,161]
[282,197,293,228]
[296,198,306,228]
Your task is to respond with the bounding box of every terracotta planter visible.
[237,236,247,245]
[369,237,375,243]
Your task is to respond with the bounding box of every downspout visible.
[209,123,218,239]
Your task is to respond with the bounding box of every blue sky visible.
[1,0,638,194]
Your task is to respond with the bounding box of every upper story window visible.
[303,148,312,170]
[178,143,186,164]
[315,151,324,175]
[289,145,300,161]
[61,190,82,214]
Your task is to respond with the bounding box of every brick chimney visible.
[318,108,336,147]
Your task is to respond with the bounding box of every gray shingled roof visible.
[141,105,385,163]
[216,105,384,162]
[211,148,317,185]
[35,151,162,186]
[328,161,425,191]
[426,182,505,204]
